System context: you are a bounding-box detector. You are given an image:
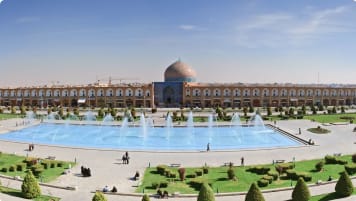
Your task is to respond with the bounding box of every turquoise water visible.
[0,124,300,150]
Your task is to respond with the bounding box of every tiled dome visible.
[164,60,196,82]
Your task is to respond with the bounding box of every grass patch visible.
[137,155,355,194]
[309,188,356,201]
[0,113,24,120]
[0,186,60,201]
[0,152,75,183]
[307,127,330,134]
[304,113,356,123]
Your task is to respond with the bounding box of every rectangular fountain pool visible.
[0,123,302,151]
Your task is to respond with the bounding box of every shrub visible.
[57,162,63,167]
[1,167,8,172]
[50,162,56,168]
[31,164,44,177]
[267,171,278,180]
[352,154,356,163]
[286,170,297,180]
[92,191,108,201]
[296,172,312,182]
[156,165,167,175]
[42,162,50,169]
[345,164,356,175]
[23,157,37,167]
[315,161,325,172]
[227,167,235,180]
[203,166,209,174]
[160,181,168,188]
[325,155,337,164]
[141,194,150,201]
[164,169,171,177]
[16,163,26,171]
[9,165,16,172]
[262,175,273,184]
[151,182,159,189]
[189,178,211,190]
[195,169,203,176]
[275,163,294,174]
[169,172,176,178]
[257,179,269,187]
[247,166,270,175]
[21,170,41,199]
[197,182,215,201]
[292,178,310,201]
[335,171,354,197]
[245,182,265,201]
[178,168,185,181]
[337,159,348,165]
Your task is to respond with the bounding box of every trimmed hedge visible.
[262,175,273,184]
[344,164,356,175]
[257,179,269,187]
[275,163,294,174]
[247,166,270,175]
[189,178,212,190]
[156,165,168,175]
[315,161,324,172]
[267,171,278,180]
[16,163,26,171]
[324,155,348,165]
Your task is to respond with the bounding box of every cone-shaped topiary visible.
[335,171,354,197]
[142,194,150,201]
[21,170,41,199]
[92,191,107,201]
[292,177,310,201]
[197,182,215,201]
[245,182,265,201]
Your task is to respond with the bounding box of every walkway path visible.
[0,117,355,201]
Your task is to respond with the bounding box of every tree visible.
[92,191,108,201]
[267,107,272,116]
[245,182,265,201]
[335,171,354,197]
[197,182,215,201]
[142,194,150,201]
[292,177,310,201]
[21,170,41,199]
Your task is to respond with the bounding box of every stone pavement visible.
[0,117,355,201]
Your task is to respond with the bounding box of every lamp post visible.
[293,156,296,168]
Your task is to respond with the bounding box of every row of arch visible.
[187,88,356,97]
[0,88,151,98]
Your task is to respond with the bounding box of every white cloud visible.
[235,6,354,48]
[179,24,197,30]
[0,0,4,4]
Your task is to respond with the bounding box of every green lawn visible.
[0,153,75,183]
[0,186,60,201]
[0,113,24,120]
[137,155,355,194]
[309,188,356,201]
[304,113,356,123]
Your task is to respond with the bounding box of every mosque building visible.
[1,60,356,108]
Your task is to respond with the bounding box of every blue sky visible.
[0,0,356,86]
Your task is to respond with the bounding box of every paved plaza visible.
[0,114,355,201]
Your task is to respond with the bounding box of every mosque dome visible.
[164,60,197,82]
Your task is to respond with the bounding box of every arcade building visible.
[1,61,356,108]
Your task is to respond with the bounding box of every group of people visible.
[102,185,117,193]
[81,166,91,177]
[157,189,169,199]
[28,143,35,151]
[122,151,130,164]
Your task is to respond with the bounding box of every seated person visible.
[133,171,140,181]
[102,185,109,192]
[157,189,163,198]
[327,176,333,181]
[111,186,117,193]
[163,190,169,198]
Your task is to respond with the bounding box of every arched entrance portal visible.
[163,86,175,105]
